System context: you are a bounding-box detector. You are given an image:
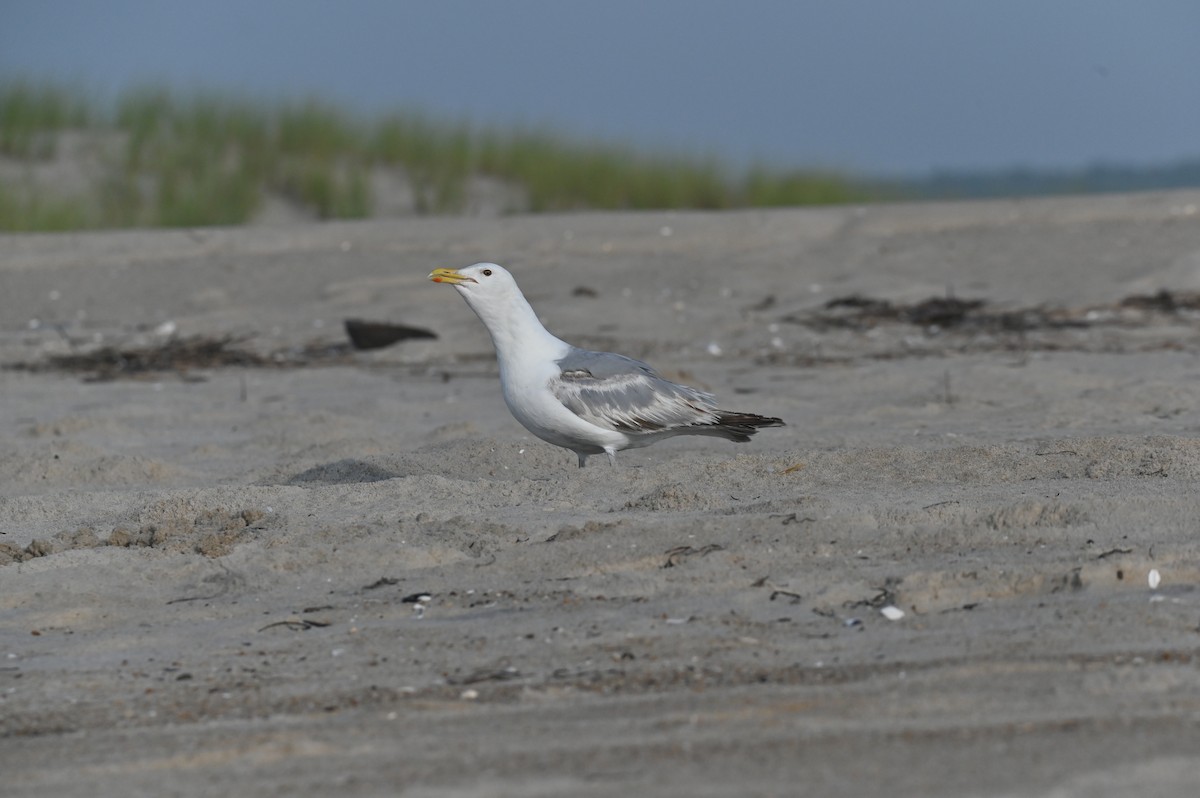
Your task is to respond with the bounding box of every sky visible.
[2,0,1198,176]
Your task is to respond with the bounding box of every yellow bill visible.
[429,267,476,285]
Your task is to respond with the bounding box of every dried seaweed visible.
[787,289,1200,333]
[4,334,355,381]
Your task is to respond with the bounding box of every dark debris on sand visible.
[787,289,1200,334]
[7,317,438,381]
[9,291,1200,381]
[343,319,436,350]
[4,334,355,381]
[755,289,1200,368]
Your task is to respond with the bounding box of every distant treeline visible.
[887,161,1200,200]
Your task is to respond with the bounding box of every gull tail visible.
[703,411,786,443]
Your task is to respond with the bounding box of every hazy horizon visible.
[3,1,1198,177]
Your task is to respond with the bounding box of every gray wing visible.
[551,348,719,433]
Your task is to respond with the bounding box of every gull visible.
[429,263,784,467]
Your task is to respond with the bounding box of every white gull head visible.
[429,262,563,357]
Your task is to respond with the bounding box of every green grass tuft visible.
[0,81,90,159]
[0,81,871,232]
[0,183,93,231]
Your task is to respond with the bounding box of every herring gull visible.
[430,263,784,467]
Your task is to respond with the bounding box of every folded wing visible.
[551,349,719,434]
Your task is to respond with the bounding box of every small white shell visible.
[880,605,905,621]
[1148,569,1161,590]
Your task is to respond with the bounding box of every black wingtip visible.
[706,411,785,442]
[716,411,786,429]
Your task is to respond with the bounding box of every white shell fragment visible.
[1148,569,1161,590]
[880,605,906,621]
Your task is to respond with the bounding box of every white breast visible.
[498,354,626,452]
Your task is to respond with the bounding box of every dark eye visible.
[482,269,493,277]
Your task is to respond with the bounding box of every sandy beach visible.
[3,190,1200,796]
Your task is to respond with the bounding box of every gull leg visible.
[605,447,618,467]
[576,451,588,468]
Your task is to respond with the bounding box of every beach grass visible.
[0,183,92,232]
[0,81,91,159]
[0,82,870,231]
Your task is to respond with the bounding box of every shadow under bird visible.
[430,263,784,467]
